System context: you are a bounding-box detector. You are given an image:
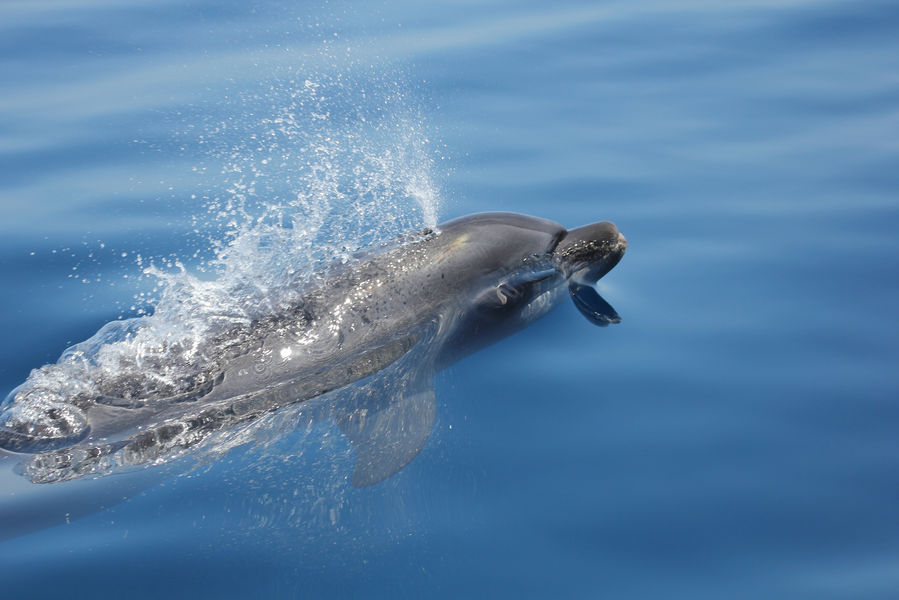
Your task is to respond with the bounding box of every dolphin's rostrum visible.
[0,212,626,487]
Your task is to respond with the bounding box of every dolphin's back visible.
[437,212,565,254]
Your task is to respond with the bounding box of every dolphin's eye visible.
[475,282,525,313]
[495,282,522,305]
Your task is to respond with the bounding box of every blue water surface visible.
[1,1,898,598]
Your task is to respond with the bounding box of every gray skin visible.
[0,212,626,487]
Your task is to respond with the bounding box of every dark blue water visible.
[2,1,898,598]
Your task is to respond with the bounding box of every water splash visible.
[4,68,441,434]
[159,72,440,321]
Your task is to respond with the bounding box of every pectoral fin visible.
[569,281,621,326]
[336,380,436,487]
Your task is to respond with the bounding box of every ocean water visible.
[1,0,897,598]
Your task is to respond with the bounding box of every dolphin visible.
[0,212,626,489]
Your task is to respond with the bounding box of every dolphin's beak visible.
[556,223,627,326]
[567,231,627,286]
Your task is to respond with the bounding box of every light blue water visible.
[1,1,898,598]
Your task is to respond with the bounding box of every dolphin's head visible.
[434,213,628,365]
[553,221,627,285]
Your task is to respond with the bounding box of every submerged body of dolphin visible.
[0,212,626,488]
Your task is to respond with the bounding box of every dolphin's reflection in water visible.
[0,212,626,489]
